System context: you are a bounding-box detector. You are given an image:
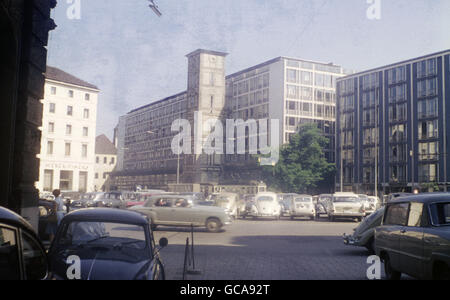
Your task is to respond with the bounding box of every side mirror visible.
[159,237,168,248]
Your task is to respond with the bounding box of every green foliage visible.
[258,123,335,194]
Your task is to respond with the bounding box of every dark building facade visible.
[336,50,450,195]
[0,0,56,228]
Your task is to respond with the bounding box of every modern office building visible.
[336,50,450,195]
[36,66,99,193]
[224,56,346,182]
[113,49,345,191]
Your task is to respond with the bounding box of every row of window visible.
[96,156,115,165]
[50,86,92,101]
[48,103,91,118]
[43,169,88,192]
[47,122,89,137]
[46,141,89,158]
[232,73,270,97]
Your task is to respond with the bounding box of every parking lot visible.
[154,217,385,280]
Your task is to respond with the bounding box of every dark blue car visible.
[48,208,168,280]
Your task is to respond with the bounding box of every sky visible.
[47,0,450,139]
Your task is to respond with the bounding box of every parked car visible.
[70,192,99,210]
[247,192,281,220]
[48,208,168,280]
[278,194,292,217]
[0,206,49,280]
[375,193,450,280]
[358,194,370,216]
[289,195,316,220]
[129,195,232,233]
[94,191,126,209]
[343,207,385,253]
[367,196,381,214]
[240,194,256,219]
[317,194,333,217]
[328,192,365,222]
[212,193,239,219]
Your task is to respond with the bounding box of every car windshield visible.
[295,197,312,203]
[334,197,360,203]
[430,202,450,226]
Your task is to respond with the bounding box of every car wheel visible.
[384,255,401,280]
[206,218,222,233]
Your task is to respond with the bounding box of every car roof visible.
[62,208,149,226]
[0,206,36,233]
[389,193,450,204]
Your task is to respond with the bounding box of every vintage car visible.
[316,194,333,217]
[0,206,49,280]
[343,207,385,253]
[129,195,232,233]
[93,191,126,209]
[375,193,450,280]
[212,193,239,219]
[366,196,381,215]
[247,192,281,220]
[289,195,316,220]
[48,208,168,280]
[278,194,294,217]
[328,192,365,222]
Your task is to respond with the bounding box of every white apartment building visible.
[225,57,347,163]
[94,134,117,191]
[36,66,99,193]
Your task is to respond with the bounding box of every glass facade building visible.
[336,50,450,194]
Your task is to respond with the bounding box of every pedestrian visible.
[45,189,66,243]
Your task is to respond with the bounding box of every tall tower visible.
[184,49,228,184]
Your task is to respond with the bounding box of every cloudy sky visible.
[47,0,450,139]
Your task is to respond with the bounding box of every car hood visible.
[51,251,152,280]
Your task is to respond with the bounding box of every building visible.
[35,66,99,194]
[94,134,117,191]
[336,50,450,195]
[224,56,346,182]
[113,50,345,191]
[0,0,56,229]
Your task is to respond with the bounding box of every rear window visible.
[257,196,275,202]
[295,197,312,203]
[384,203,409,226]
[333,197,359,203]
[429,202,450,226]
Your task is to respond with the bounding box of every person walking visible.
[45,189,66,243]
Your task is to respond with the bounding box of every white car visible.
[289,195,316,220]
[328,192,365,222]
[248,192,281,220]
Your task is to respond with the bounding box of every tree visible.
[258,123,335,194]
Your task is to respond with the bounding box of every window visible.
[110,157,115,164]
[82,144,88,158]
[83,127,89,137]
[419,142,438,161]
[59,171,73,190]
[51,86,57,95]
[85,93,90,101]
[103,173,108,179]
[67,106,73,116]
[418,120,438,140]
[66,124,72,135]
[43,170,53,192]
[79,171,88,193]
[0,226,20,280]
[419,163,438,182]
[104,157,107,164]
[287,69,297,83]
[47,141,54,155]
[418,98,438,118]
[68,90,74,98]
[96,157,99,164]
[384,203,409,226]
[48,122,55,133]
[407,202,424,227]
[429,203,450,226]
[65,142,71,156]
[49,103,56,113]
[83,109,89,119]
[95,173,99,179]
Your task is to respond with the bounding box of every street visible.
[154,217,379,280]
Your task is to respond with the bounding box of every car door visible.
[379,202,410,271]
[399,202,425,278]
[0,224,21,280]
[171,198,199,226]
[152,198,175,225]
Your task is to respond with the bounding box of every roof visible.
[389,193,450,204]
[45,66,99,90]
[95,134,117,155]
[62,208,149,226]
[0,206,36,234]
[186,49,228,58]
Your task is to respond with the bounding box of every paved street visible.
[154,217,379,280]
